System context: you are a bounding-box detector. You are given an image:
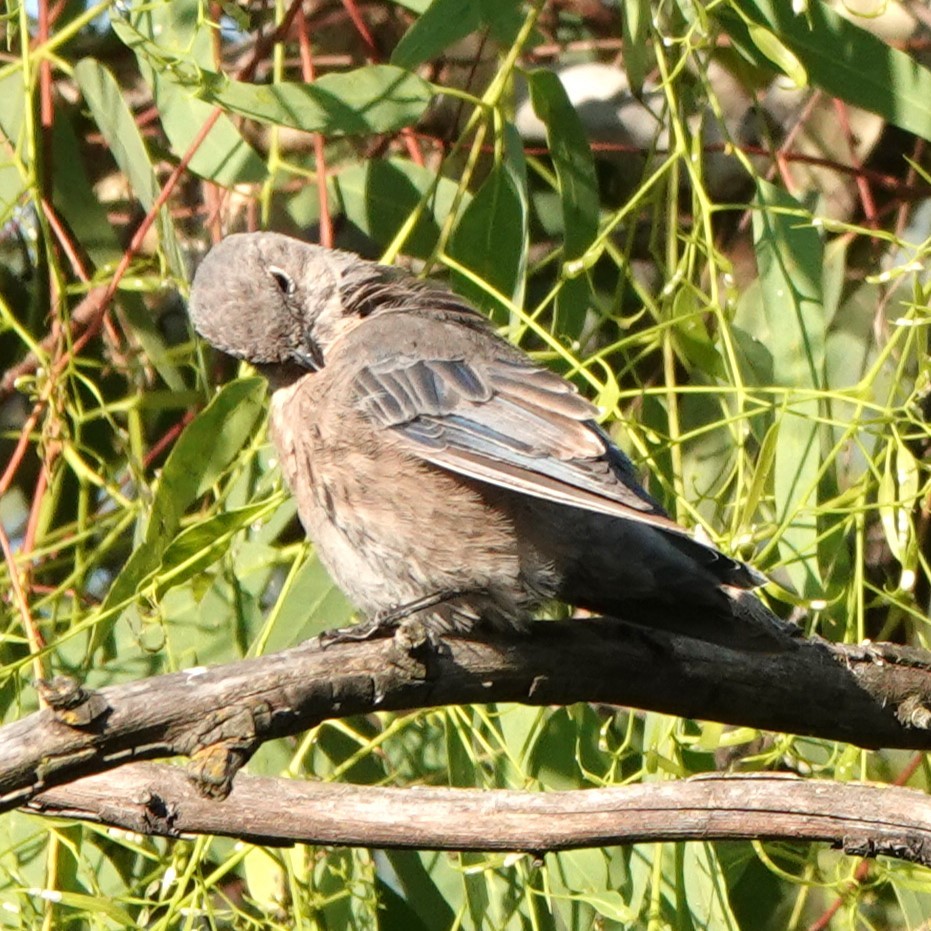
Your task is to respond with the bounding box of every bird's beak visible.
[289,341,325,372]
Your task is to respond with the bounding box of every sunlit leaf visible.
[334,158,469,258]
[75,58,186,278]
[111,10,267,186]
[726,0,931,141]
[752,180,825,595]
[100,378,266,627]
[448,122,528,324]
[391,0,481,69]
[200,66,434,135]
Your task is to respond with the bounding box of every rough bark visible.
[2,617,931,817]
[25,763,931,866]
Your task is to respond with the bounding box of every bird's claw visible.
[318,591,455,648]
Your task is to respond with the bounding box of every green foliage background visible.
[2,0,931,927]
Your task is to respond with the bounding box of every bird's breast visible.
[267,372,526,616]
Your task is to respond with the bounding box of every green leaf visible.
[894,882,931,931]
[725,0,931,142]
[385,852,458,931]
[111,11,267,187]
[373,876,433,931]
[448,122,528,323]
[746,23,808,87]
[23,889,136,926]
[155,500,275,597]
[878,438,919,567]
[0,152,24,225]
[100,378,266,622]
[526,68,599,340]
[0,68,26,154]
[682,843,740,930]
[574,890,636,923]
[620,0,651,92]
[261,552,354,650]
[74,58,186,279]
[737,418,779,531]
[477,0,528,46]
[155,377,266,536]
[242,847,286,913]
[669,288,726,379]
[45,112,185,393]
[753,180,825,594]
[333,158,469,257]
[0,69,26,222]
[527,69,600,340]
[201,65,433,135]
[527,70,598,262]
[391,0,481,70]
[547,847,630,927]
[50,115,125,269]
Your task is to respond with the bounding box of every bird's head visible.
[188,231,363,373]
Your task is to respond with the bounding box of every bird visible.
[188,231,794,649]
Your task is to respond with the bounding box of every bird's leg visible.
[318,591,461,647]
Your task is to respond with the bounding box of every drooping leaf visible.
[49,114,185,392]
[527,70,598,262]
[448,122,528,324]
[260,552,354,650]
[75,58,186,279]
[752,179,826,595]
[99,377,266,629]
[391,0,481,70]
[746,22,808,87]
[724,0,931,142]
[527,68,599,340]
[620,0,651,92]
[151,376,267,539]
[200,65,434,135]
[155,500,276,597]
[111,10,267,186]
[334,158,469,258]
[0,70,26,223]
[682,843,740,931]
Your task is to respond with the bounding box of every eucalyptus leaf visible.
[155,500,275,597]
[0,70,26,222]
[621,0,651,92]
[75,58,186,279]
[334,158,469,257]
[682,843,740,930]
[99,378,266,628]
[391,0,481,70]
[200,65,433,135]
[448,122,528,324]
[752,180,825,595]
[725,0,931,142]
[111,11,267,186]
[527,68,599,340]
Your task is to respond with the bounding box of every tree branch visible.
[24,763,931,866]
[3,617,931,815]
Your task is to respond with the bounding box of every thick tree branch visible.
[24,763,931,866]
[3,617,931,815]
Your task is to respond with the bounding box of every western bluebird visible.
[188,232,793,648]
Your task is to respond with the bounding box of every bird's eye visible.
[268,266,296,296]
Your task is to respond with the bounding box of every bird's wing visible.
[352,353,692,536]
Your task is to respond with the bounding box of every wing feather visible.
[352,355,688,532]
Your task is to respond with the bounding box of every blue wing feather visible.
[354,356,673,525]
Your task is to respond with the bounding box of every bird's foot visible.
[318,592,455,648]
